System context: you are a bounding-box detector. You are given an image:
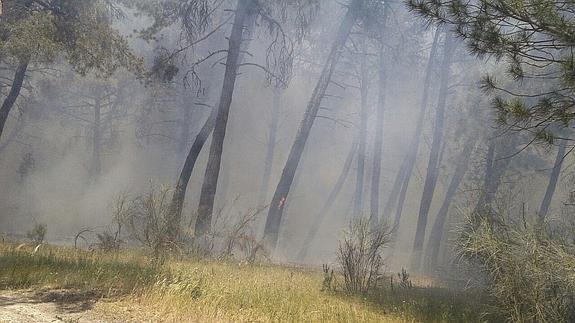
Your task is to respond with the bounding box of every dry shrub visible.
[115,189,267,263]
[117,185,175,261]
[26,223,47,246]
[459,218,575,322]
[337,218,392,294]
[94,231,122,252]
[181,195,268,262]
[321,264,335,291]
[220,205,268,263]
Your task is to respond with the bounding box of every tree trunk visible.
[179,96,193,154]
[353,44,369,218]
[386,28,441,231]
[263,0,363,251]
[425,135,477,270]
[473,138,513,225]
[296,140,358,261]
[258,87,281,205]
[90,96,102,178]
[168,109,216,238]
[195,0,255,236]
[0,59,29,148]
[410,33,455,272]
[370,34,388,226]
[538,139,567,220]
[168,6,256,240]
[474,140,495,219]
[0,114,25,155]
[382,158,408,224]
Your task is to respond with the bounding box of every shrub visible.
[94,231,122,252]
[220,205,268,262]
[398,267,412,289]
[337,218,392,294]
[26,223,47,246]
[321,264,335,291]
[118,185,175,262]
[459,218,575,322]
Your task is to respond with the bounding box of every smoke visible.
[0,1,562,270]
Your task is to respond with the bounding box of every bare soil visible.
[0,289,133,322]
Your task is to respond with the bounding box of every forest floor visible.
[0,242,490,322]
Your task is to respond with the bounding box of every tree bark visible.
[425,135,477,269]
[258,87,281,205]
[370,33,388,226]
[353,44,369,218]
[385,28,441,231]
[410,32,455,272]
[296,140,358,261]
[0,59,29,148]
[538,139,567,221]
[263,0,363,251]
[195,0,255,236]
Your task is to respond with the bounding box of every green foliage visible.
[0,0,142,76]
[126,0,212,41]
[408,0,575,142]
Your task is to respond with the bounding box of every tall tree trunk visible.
[0,59,29,147]
[263,0,362,251]
[370,33,388,226]
[382,158,408,223]
[258,87,281,205]
[168,109,216,238]
[472,137,513,228]
[474,140,495,218]
[195,0,255,235]
[425,135,476,270]
[179,96,193,154]
[385,28,441,231]
[410,33,455,271]
[90,96,102,178]
[296,140,358,261]
[354,44,369,218]
[168,2,256,239]
[0,113,25,155]
[538,139,567,221]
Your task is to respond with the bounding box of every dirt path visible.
[0,289,129,323]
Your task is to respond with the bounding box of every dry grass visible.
[134,262,402,322]
[0,242,487,322]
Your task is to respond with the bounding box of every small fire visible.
[278,196,286,209]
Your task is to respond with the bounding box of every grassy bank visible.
[0,243,489,322]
